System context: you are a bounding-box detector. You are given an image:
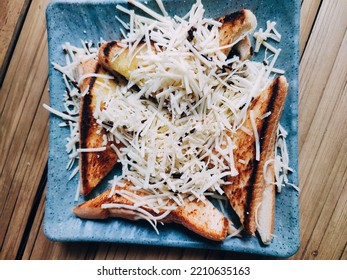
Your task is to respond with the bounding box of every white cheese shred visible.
[77,147,106,153]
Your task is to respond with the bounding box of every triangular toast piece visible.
[223,76,288,237]
[97,9,256,80]
[218,9,257,55]
[73,180,231,241]
[78,59,120,195]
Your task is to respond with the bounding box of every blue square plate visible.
[45,0,300,257]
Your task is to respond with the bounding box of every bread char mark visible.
[79,63,101,148]
[243,77,280,233]
[223,10,246,24]
[102,41,118,64]
[79,63,101,187]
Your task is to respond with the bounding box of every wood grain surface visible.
[0,0,346,260]
[0,0,31,86]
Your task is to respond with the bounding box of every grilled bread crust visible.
[73,180,230,241]
[223,76,288,236]
[78,59,119,195]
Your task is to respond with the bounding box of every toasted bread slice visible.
[223,76,288,237]
[218,9,257,55]
[98,9,256,81]
[78,59,120,195]
[73,180,230,241]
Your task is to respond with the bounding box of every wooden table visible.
[0,0,346,260]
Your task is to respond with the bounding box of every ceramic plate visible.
[45,0,300,257]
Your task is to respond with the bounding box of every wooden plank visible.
[0,82,49,259]
[94,243,185,260]
[298,29,347,194]
[299,0,322,58]
[316,176,347,260]
[341,245,347,260]
[124,246,193,260]
[298,0,347,150]
[292,31,347,259]
[0,1,47,115]
[301,138,347,259]
[0,0,51,259]
[92,243,131,260]
[0,0,31,86]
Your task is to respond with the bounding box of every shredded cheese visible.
[77,147,106,153]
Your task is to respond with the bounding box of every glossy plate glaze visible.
[45,0,300,257]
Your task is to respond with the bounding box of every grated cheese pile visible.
[44,0,297,233]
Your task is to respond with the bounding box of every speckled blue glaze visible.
[45,0,300,257]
